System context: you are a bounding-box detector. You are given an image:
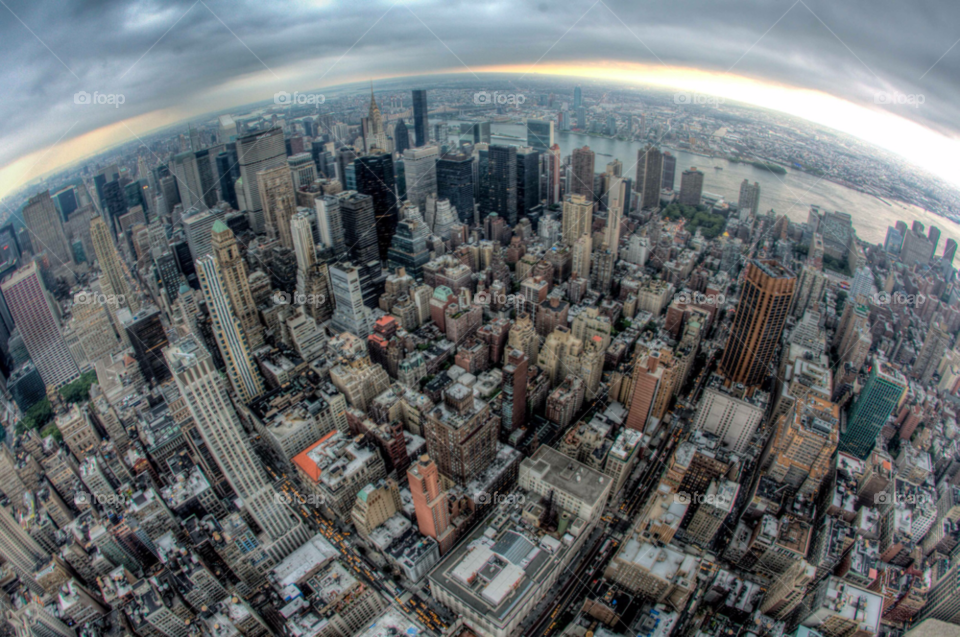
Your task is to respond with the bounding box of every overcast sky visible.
[2,0,959,198]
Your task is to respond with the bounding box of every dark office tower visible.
[194,149,220,209]
[160,175,180,216]
[394,119,410,156]
[93,173,107,210]
[302,118,314,137]
[526,119,554,153]
[387,210,430,279]
[912,220,925,235]
[154,251,181,303]
[336,146,357,184]
[216,152,238,209]
[517,148,540,218]
[340,193,382,307]
[437,153,475,225]
[101,180,129,238]
[236,127,286,233]
[679,167,705,206]
[354,152,398,261]
[173,241,197,287]
[928,225,941,255]
[944,238,958,265]
[661,151,677,190]
[486,145,518,225]
[636,145,663,210]
[571,146,595,200]
[0,224,19,350]
[124,180,148,216]
[719,259,795,388]
[125,307,171,386]
[573,85,582,109]
[501,349,528,432]
[839,362,907,459]
[53,187,79,222]
[412,89,428,147]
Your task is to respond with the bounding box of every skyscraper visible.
[839,362,907,459]
[421,384,500,485]
[0,503,45,593]
[573,85,582,109]
[679,167,705,206]
[216,151,239,209]
[393,119,410,156]
[719,259,795,388]
[412,89,428,147]
[407,455,456,554]
[2,262,79,387]
[196,255,265,403]
[339,193,381,307]
[124,306,171,385]
[571,146,595,200]
[166,336,309,558]
[928,225,941,255]
[738,179,761,217]
[636,145,662,210]
[366,84,387,152]
[211,221,265,349]
[605,176,626,250]
[501,349,528,432]
[486,145,518,225]
[516,147,540,218]
[91,214,140,315]
[944,238,958,265]
[330,262,375,337]
[22,191,73,267]
[546,144,562,206]
[403,146,439,212]
[170,151,207,211]
[436,152,475,225]
[387,207,431,279]
[354,152,398,261]
[237,127,286,233]
[562,194,593,246]
[912,322,952,384]
[257,165,298,250]
[661,151,677,190]
[526,119,555,152]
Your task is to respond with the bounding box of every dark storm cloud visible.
[2,0,960,173]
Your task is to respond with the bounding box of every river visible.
[445,121,959,248]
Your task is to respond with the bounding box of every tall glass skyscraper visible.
[516,147,540,218]
[339,192,382,307]
[839,362,907,459]
[526,119,554,152]
[354,152,398,261]
[437,152,475,225]
[485,145,517,225]
[412,89,428,147]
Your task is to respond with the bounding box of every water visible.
[449,121,960,248]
